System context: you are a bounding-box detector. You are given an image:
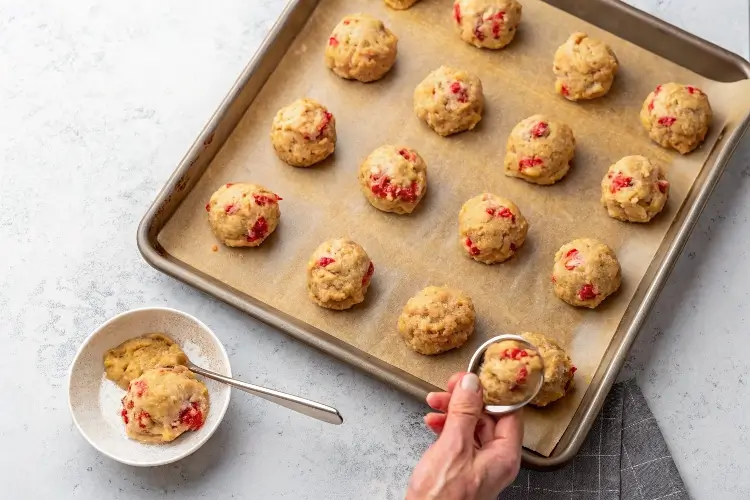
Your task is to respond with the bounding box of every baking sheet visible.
[157,0,750,456]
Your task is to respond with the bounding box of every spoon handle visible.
[187,362,343,425]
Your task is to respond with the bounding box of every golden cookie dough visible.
[324,13,398,83]
[458,193,528,264]
[413,66,484,136]
[270,98,336,167]
[206,183,281,247]
[452,0,522,50]
[358,145,428,214]
[385,0,420,9]
[601,155,670,223]
[552,238,621,308]
[120,366,209,444]
[480,339,544,406]
[104,334,187,390]
[520,332,576,407]
[504,114,576,185]
[640,82,712,154]
[397,286,475,355]
[553,32,618,101]
[307,238,374,310]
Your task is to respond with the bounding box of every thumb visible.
[441,372,484,444]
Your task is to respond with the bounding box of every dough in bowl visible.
[552,238,621,309]
[104,333,187,390]
[520,331,576,407]
[120,366,209,444]
[452,0,522,50]
[270,98,336,167]
[398,286,475,355]
[306,238,375,310]
[358,145,428,214]
[479,339,544,406]
[206,183,281,247]
[324,13,398,83]
[504,114,576,185]
[601,155,669,223]
[413,66,484,136]
[639,82,712,154]
[458,193,528,264]
[553,32,618,101]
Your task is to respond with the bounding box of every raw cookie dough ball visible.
[458,193,529,264]
[358,145,428,214]
[398,286,475,355]
[520,332,576,407]
[504,114,576,185]
[271,98,336,167]
[104,334,187,390]
[385,0,420,9]
[206,183,281,247]
[452,0,522,49]
[640,83,712,154]
[413,66,484,136]
[601,155,670,223]
[552,238,621,308]
[480,339,544,406]
[324,13,398,83]
[553,32,618,101]
[306,238,374,310]
[120,366,209,444]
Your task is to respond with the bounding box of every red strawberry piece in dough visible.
[658,116,677,127]
[485,207,496,216]
[516,366,528,384]
[370,175,419,203]
[578,283,597,301]
[497,207,515,222]
[362,261,374,285]
[253,193,279,206]
[224,203,239,214]
[453,2,461,23]
[136,410,151,429]
[564,249,583,270]
[570,366,577,375]
[654,85,663,95]
[530,121,549,139]
[343,19,350,25]
[465,237,480,256]
[610,172,633,193]
[328,36,338,47]
[398,149,415,162]
[490,11,505,38]
[225,183,233,188]
[474,20,485,41]
[318,257,335,267]
[685,85,701,95]
[246,216,268,242]
[657,179,669,194]
[205,202,211,212]
[127,400,134,410]
[561,84,570,97]
[648,100,655,112]
[133,380,147,397]
[519,157,544,170]
[179,402,204,431]
[120,408,129,424]
[449,81,469,103]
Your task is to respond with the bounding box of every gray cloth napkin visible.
[503,379,689,500]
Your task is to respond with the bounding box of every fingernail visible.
[461,373,480,392]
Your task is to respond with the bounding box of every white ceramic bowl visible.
[68,307,232,466]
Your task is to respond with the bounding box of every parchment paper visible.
[158,0,750,456]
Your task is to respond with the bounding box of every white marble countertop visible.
[1,1,748,498]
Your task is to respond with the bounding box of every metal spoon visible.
[186,360,343,425]
[466,334,545,415]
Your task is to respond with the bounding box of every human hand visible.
[405,372,523,500]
